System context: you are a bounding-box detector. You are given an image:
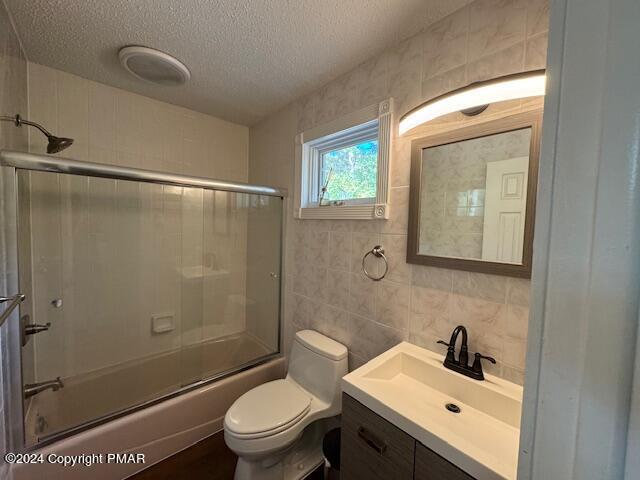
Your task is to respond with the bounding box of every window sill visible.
[297,203,389,220]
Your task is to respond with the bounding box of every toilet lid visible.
[225,380,311,436]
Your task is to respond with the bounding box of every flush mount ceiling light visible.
[399,69,546,135]
[118,46,190,86]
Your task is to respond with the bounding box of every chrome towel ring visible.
[362,245,389,281]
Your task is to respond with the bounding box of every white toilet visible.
[224,330,348,480]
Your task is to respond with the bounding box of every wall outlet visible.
[151,313,175,334]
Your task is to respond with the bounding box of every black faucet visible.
[437,325,496,381]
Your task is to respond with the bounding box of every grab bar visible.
[0,293,25,328]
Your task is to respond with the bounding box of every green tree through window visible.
[320,140,378,202]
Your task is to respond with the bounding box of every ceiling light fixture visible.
[398,69,546,135]
[118,46,190,86]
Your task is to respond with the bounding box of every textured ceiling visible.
[6,0,469,125]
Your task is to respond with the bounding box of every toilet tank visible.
[287,330,348,408]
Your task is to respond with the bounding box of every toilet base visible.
[233,418,337,480]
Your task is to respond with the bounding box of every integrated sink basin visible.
[342,342,523,480]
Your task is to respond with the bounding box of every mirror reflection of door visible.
[418,127,532,264]
[482,156,529,263]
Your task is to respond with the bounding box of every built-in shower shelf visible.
[151,313,175,334]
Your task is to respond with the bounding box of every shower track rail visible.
[0,150,287,197]
[0,148,286,451]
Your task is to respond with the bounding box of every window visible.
[320,140,378,204]
[311,118,379,207]
[295,99,392,220]
[456,188,485,217]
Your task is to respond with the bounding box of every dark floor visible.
[129,431,237,480]
[129,431,325,480]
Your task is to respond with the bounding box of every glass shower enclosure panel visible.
[16,169,282,446]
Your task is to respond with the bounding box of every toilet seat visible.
[224,380,312,440]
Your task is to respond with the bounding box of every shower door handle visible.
[0,293,25,328]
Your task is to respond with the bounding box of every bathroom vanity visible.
[341,393,474,479]
[340,343,523,480]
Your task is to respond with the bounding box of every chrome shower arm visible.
[0,114,74,154]
[1,114,49,136]
[11,115,55,137]
[0,114,19,125]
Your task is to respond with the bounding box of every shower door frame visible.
[1,163,26,454]
[0,149,287,451]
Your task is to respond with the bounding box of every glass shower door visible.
[16,168,282,446]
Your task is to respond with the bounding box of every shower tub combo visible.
[0,150,286,479]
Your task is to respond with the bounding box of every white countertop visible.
[342,342,523,480]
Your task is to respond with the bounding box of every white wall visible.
[519,0,640,478]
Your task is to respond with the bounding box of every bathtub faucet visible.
[24,377,64,399]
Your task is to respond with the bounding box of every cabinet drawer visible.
[414,442,476,480]
[340,394,415,480]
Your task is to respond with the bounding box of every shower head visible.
[0,114,74,154]
[46,135,74,154]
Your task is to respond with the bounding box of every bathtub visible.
[26,332,275,444]
[12,337,284,480]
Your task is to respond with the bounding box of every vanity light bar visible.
[398,69,546,135]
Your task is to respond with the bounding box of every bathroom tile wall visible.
[23,64,253,381]
[0,0,28,476]
[249,0,549,383]
[27,62,249,181]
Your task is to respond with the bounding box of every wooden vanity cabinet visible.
[414,442,475,480]
[340,393,415,480]
[340,394,476,480]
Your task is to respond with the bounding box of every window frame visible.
[295,99,392,220]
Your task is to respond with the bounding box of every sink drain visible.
[445,403,461,414]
